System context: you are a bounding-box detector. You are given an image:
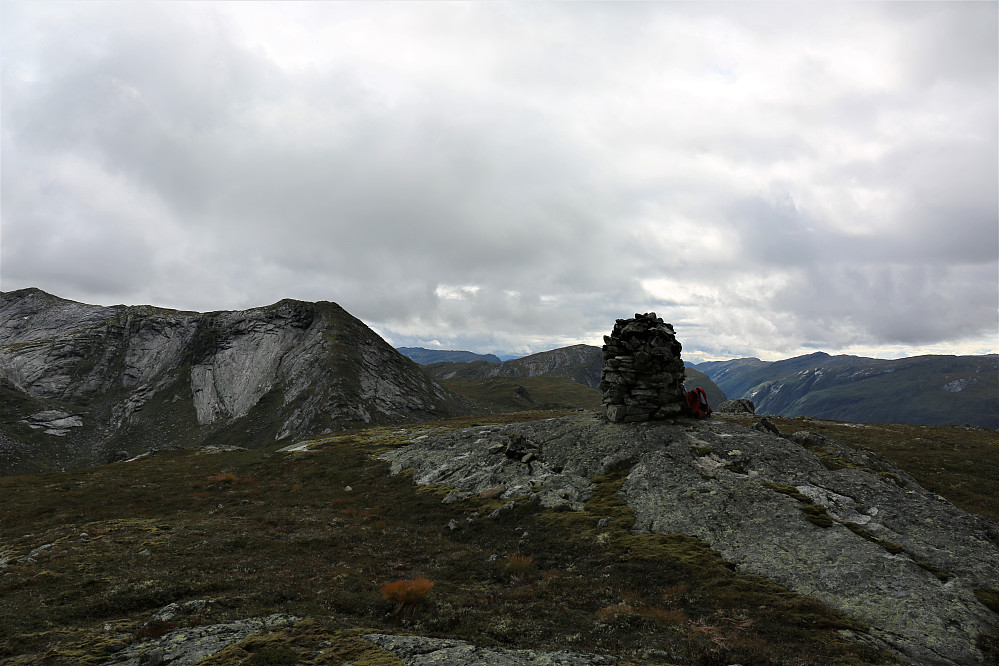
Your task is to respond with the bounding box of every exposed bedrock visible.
[382,413,999,666]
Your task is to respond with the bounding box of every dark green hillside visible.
[0,412,915,665]
[693,356,772,399]
[424,344,727,407]
[697,354,998,428]
[439,376,603,412]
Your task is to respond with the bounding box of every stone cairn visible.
[600,313,686,423]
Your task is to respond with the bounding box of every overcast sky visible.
[2,2,996,361]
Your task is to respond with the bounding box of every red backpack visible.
[684,388,713,418]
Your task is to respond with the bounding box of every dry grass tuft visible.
[380,577,435,616]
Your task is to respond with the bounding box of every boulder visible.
[716,398,755,414]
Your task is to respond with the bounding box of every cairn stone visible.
[600,313,686,423]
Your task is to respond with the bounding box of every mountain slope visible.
[696,353,998,428]
[424,344,727,408]
[0,288,470,475]
[384,413,999,666]
[5,411,995,665]
[439,375,603,413]
[397,347,502,364]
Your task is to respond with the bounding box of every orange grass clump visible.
[502,554,534,583]
[380,577,434,615]
[504,554,533,573]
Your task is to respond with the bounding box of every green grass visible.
[0,411,905,665]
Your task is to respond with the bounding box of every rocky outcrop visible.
[362,633,619,665]
[716,398,755,414]
[20,409,84,435]
[102,613,300,665]
[600,313,686,423]
[0,288,470,475]
[381,413,999,666]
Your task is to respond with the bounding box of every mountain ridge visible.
[0,288,470,475]
[422,344,727,408]
[397,347,502,365]
[695,352,998,428]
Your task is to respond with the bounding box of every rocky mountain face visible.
[397,347,502,365]
[0,288,469,475]
[423,344,727,408]
[383,413,999,666]
[695,352,999,428]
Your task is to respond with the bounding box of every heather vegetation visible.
[439,375,602,413]
[7,410,977,664]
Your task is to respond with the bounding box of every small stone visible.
[752,417,782,436]
[479,485,506,500]
[138,647,164,666]
[488,502,516,519]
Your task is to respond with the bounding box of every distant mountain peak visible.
[0,291,471,475]
[397,347,502,365]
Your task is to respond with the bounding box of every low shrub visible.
[205,472,239,486]
[501,554,534,582]
[380,577,434,616]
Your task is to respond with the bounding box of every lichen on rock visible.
[382,412,999,666]
[362,633,619,665]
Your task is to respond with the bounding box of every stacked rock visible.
[600,313,686,423]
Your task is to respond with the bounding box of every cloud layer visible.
[2,2,996,360]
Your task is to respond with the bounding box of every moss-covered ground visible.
[6,410,988,664]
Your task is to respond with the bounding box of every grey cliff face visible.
[0,289,468,475]
[188,302,318,425]
[381,413,999,666]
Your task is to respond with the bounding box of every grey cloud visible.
[2,1,995,359]
[773,262,998,347]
